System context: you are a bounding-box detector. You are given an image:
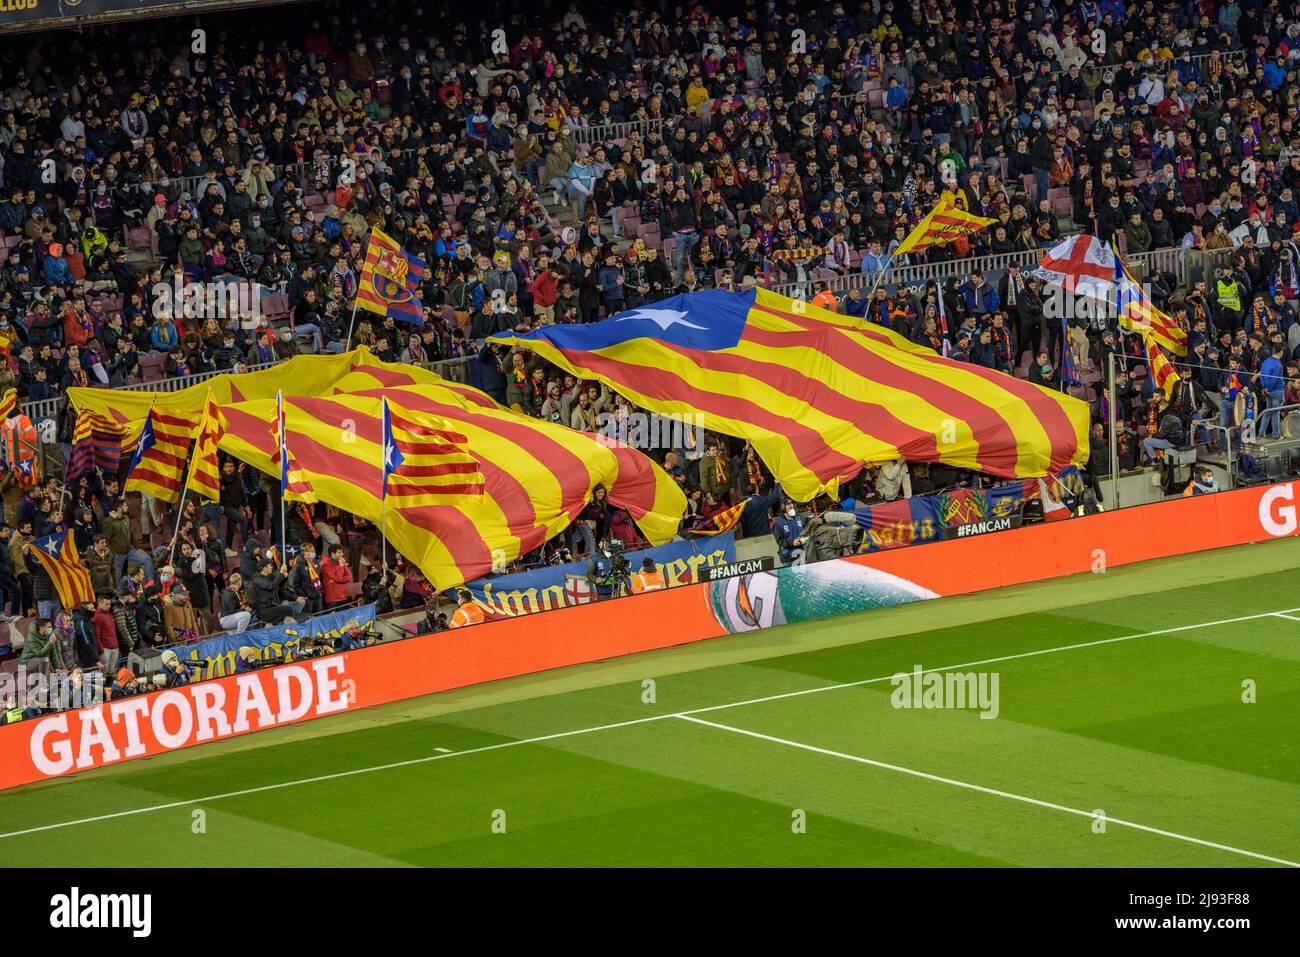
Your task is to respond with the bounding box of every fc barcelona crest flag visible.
[357,228,427,325]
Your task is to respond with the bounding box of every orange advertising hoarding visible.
[1,479,1297,791]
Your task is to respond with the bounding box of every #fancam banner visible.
[170,604,377,677]
[466,533,736,617]
[853,466,1085,552]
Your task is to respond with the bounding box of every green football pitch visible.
[3,537,1299,868]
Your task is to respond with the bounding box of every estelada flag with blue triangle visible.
[492,287,1090,501]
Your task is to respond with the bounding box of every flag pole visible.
[343,298,361,353]
[167,485,188,568]
[1108,349,1120,510]
[277,390,288,569]
[864,252,896,301]
[279,492,287,571]
[379,396,389,569]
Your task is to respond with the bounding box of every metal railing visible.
[567,117,667,149]
[768,243,1192,300]
[1047,46,1249,85]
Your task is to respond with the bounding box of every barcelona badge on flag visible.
[357,228,427,325]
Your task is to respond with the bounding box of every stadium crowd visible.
[7,0,1300,704]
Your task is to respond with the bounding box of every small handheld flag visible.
[357,228,428,325]
[27,529,94,608]
[185,391,223,502]
[271,391,318,504]
[893,198,997,256]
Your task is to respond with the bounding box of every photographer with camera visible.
[158,649,192,688]
[586,538,631,600]
[449,588,485,628]
[336,619,379,651]
[110,667,142,699]
[362,562,397,615]
[420,600,450,634]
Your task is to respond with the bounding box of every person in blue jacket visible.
[959,271,1000,317]
[740,483,784,538]
[1256,344,1286,437]
[773,501,806,565]
[42,243,75,288]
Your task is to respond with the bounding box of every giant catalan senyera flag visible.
[893,198,997,256]
[492,288,1091,501]
[66,348,685,589]
[356,227,427,325]
[27,529,94,608]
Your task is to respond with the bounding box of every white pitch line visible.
[434,748,453,753]
[675,714,1300,868]
[1,605,1295,842]
[1272,613,1300,623]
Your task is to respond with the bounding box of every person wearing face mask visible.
[1096,191,1125,244]
[288,541,324,616]
[1027,119,1052,202]
[774,501,806,565]
[20,617,62,674]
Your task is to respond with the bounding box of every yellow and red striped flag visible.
[1145,337,1179,399]
[1115,251,1188,355]
[356,228,427,325]
[690,497,748,535]
[65,347,687,589]
[0,387,16,420]
[125,403,198,503]
[893,198,997,256]
[492,287,1090,501]
[185,391,224,502]
[212,359,683,589]
[27,529,94,607]
[271,392,319,504]
[382,401,485,503]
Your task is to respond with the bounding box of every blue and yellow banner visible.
[167,604,377,677]
[466,533,736,617]
[855,467,1085,552]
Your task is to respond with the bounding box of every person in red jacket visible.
[62,295,95,349]
[92,595,120,672]
[321,544,354,608]
[531,260,561,323]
